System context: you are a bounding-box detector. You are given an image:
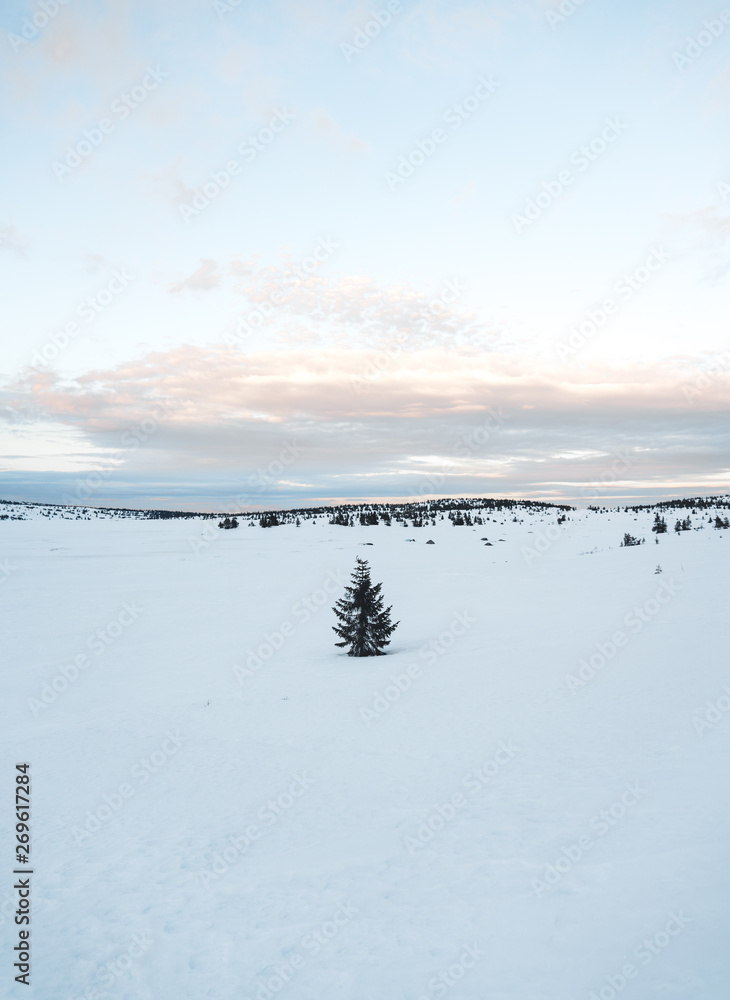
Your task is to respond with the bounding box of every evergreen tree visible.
[621,533,643,547]
[332,557,399,656]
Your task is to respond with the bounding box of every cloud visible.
[143,160,198,206]
[169,259,222,293]
[4,346,729,504]
[235,269,496,350]
[2,1,138,109]
[677,206,730,238]
[170,251,502,352]
[230,256,259,278]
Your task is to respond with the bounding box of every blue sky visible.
[1,0,729,509]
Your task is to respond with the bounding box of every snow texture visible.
[2,499,729,999]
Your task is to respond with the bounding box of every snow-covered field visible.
[2,501,729,999]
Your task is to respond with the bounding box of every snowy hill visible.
[0,498,206,522]
[2,498,729,999]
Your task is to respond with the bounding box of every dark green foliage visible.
[332,557,399,657]
[621,533,644,547]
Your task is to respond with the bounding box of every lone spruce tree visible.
[332,557,399,656]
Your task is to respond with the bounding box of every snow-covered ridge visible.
[2,493,729,524]
[0,498,204,521]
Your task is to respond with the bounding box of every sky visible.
[1,0,729,510]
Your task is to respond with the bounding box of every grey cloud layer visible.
[4,345,729,505]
